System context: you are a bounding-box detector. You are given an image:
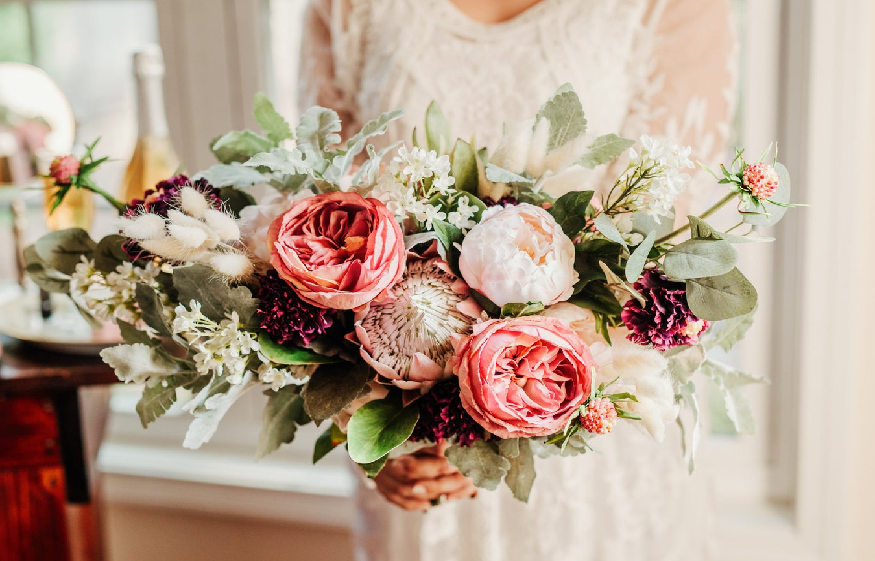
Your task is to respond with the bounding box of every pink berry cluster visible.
[742,163,780,200]
[49,155,81,185]
[581,397,618,435]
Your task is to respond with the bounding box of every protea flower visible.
[353,254,481,395]
[581,397,618,435]
[742,163,780,200]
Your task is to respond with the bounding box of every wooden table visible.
[0,336,116,561]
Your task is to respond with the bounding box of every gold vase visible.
[43,176,95,232]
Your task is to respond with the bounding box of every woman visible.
[298,1,736,559]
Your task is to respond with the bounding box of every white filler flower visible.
[458,203,578,307]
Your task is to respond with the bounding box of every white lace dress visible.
[298,1,737,559]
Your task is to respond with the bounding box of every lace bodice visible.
[298,0,736,559]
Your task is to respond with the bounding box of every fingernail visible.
[411,484,428,496]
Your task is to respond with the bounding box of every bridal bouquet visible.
[27,86,794,502]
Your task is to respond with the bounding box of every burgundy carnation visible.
[256,270,336,347]
[482,195,519,207]
[410,381,482,447]
[123,175,221,260]
[621,270,708,351]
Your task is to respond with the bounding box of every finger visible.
[382,492,431,511]
[373,475,430,509]
[396,473,473,500]
[395,455,456,480]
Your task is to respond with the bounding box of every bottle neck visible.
[136,74,169,138]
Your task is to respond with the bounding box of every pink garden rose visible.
[453,317,596,439]
[268,192,405,310]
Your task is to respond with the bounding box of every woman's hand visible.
[372,444,477,511]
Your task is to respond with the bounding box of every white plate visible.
[0,292,122,355]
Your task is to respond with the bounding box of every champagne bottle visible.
[120,44,179,205]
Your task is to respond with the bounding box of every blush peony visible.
[452,316,595,439]
[268,192,405,310]
[458,203,578,307]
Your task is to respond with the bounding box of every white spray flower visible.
[70,257,163,325]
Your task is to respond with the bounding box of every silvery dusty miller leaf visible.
[579,134,635,169]
[296,106,342,154]
[196,163,267,189]
[503,439,536,502]
[446,441,511,491]
[137,373,209,428]
[183,373,256,450]
[211,130,273,164]
[253,92,293,145]
[485,164,533,185]
[536,84,587,151]
[702,306,757,352]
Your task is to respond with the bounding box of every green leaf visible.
[432,219,463,252]
[606,392,639,403]
[568,282,622,316]
[425,101,451,154]
[500,302,545,318]
[219,186,256,218]
[484,164,533,185]
[686,268,758,321]
[501,438,536,502]
[174,265,259,327]
[592,213,628,249]
[296,106,342,154]
[666,344,707,383]
[117,320,153,346]
[743,163,792,227]
[664,238,738,280]
[451,139,479,194]
[135,284,173,338]
[302,361,371,424]
[257,333,340,365]
[578,134,634,169]
[253,92,293,145]
[211,130,274,164]
[536,83,587,151]
[616,409,642,420]
[357,454,389,479]
[346,394,419,464]
[324,109,405,183]
[94,235,129,273]
[313,423,344,464]
[34,228,97,275]
[625,230,656,283]
[445,440,511,491]
[196,163,267,189]
[470,289,501,317]
[257,386,306,459]
[136,373,208,428]
[549,190,595,239]
[24,245,70,293]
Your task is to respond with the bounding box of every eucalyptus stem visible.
[654,191,738,245]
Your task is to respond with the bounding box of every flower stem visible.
[654,191,738,245]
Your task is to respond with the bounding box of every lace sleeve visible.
[624,0,738,216]
[297,0,363,136]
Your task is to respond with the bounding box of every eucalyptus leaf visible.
[536,84,587,151]
[625,230,656,283]
[688,215,773,243]
[25,260,70,293]
[446,440,511,491]
[549,190,595,239]
[592,213,628,249]
[196,163,267,189]
[302,361,371,424]
[485,164,533,185]
[253,92,293,145]
[578,134,634,169]
[296,106,342,154]
[94,235,129,273]
[173,265,259,327]
[425,101,451,154]
[664,238,738,280]
[347,394,419,464]
[211,130,273,164]
[258,333,339,365]
[686,268,758,321]
[451,139,479,194]
[34,228,97,275]
[257,386,306,459]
